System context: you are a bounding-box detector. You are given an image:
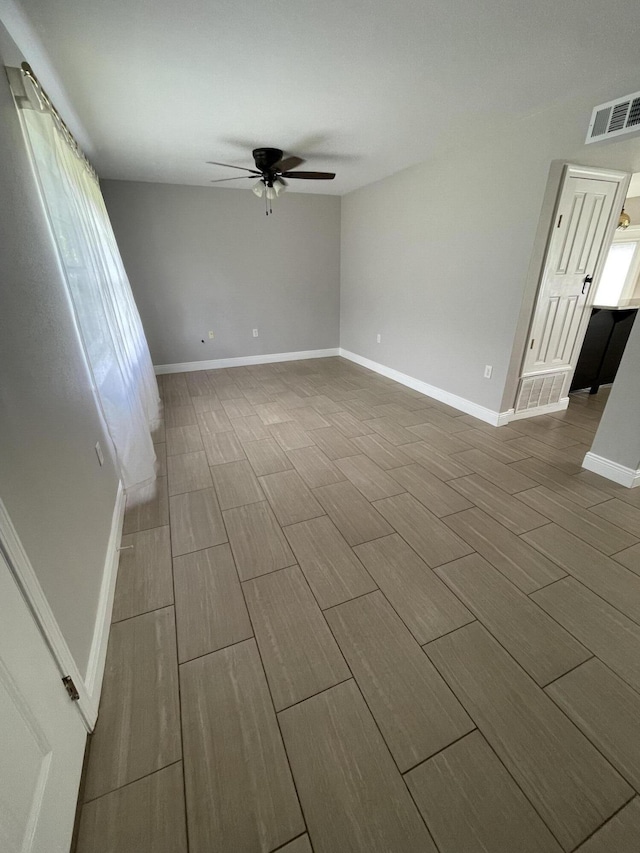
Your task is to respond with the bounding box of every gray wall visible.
[340,69,640,414]
[590,312,640,472]
[102,180,341,366]
[0,29,120,676]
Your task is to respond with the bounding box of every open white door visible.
[514,165,629,417]
[0,550,87,853]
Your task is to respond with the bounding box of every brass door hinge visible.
[530,338,535,350]
[62,675,79,701]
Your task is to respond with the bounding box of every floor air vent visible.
[586,91,640,144]
[515,373,566,413]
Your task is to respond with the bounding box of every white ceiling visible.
[7,0,640,194]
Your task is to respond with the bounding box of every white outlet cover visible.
[484,365,493,379]
[208,330,215,339]
[376,334,381,343]
[252,329,259,337]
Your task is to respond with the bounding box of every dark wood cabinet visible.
[571,307,638,394]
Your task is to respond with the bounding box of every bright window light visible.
[594,242,636,306]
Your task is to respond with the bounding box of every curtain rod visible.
[20,61,98,180]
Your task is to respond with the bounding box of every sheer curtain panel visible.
[8,66,160,490]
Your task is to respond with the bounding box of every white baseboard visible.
[154,348,340,374]
[582,452,640,488]
[84,481,126,716]
[509,398,570,421]
[339,349,510,427]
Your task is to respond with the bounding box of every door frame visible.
[0,491,124,731]
[503,163,630,419]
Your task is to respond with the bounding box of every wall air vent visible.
[586,91,640,144]
[515,373,566,413]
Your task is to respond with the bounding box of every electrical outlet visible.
[208,330,215,339]
[95,441,104,466]
[484,365,493,379]
[252,328,259,337]
[376,333,381,343]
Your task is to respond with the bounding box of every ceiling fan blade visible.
[276,176,288,187]
[273,156,305,172]
[206,161,261,174]
[280,171,336,180]
[210,176,256,183]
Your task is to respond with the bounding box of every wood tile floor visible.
[75,362,640,853]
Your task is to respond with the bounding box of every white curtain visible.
[13,73,160,490]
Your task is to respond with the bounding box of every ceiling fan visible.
[207,147,335,214]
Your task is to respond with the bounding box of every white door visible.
[0,550,87,853]
[523,174,619,376]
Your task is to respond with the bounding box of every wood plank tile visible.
[590,498,640,537]
[574,799,640,853]
[243,566,349,709]
[180,639,304,853]
[547,658,640,790]
[190,394,223,413]
[201,430,246,466]
[221,397,255,419]
[455,428,530,463]
[290,406,331,431]
[77,763,188,853]
[406,423,472,455]
[523,524,640,622]
[304,426,358,459]
[84,608,181,800]
[426,621,632,851]
[406,732,562,853]
[436,554,589,685]
[327,411,375,438]
[326,592,473,770]
[314,481,393,545]
[452,448,537,494]
[531,578,640,693]
[388,463,473,517]
[278,680,436,853]
[154,442,167,477]
[403,441,473,480]
[351,433,413,468]
[373,493,473,567]
[151,418,165,444]
[284,516,377,609]
[173,544,252,663]
[112,526,173,622]
[506,436,586,475]
[164,405,197,428]
[277,836,313,853]
[123,477,169,534]
[444,507,564,592]
[449,474,550,534]
[230,414,271,442]
[167,451,213,496]
[169,487,227,557]
[243,437,293,476]
[165,424,203,456]
[255,402,295,425]
[509,419,581,448]
[224,501,296,580]
[197,408,233,436]
[354,534,473,644]
[519,487,637,555]
[334,453,405,500]
[614,542,640,575]
[269,421,316,451]
[210,460,264,510]
[286,445,346,488]
[259,470,324,526]
[510,456,610,507]
[366,417,422,446]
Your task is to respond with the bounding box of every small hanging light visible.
[252,180,265,198]
[618,206,631,230]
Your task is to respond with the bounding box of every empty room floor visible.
[75,360,640,853]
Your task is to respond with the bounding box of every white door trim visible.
[0,486,125,731]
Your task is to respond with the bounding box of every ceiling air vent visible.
[586,91,640,144]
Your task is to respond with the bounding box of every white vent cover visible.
[515,373,566,413]
[586,91,640,144]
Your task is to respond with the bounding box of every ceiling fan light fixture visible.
[265,184,277,200]
[274,181,287,197]
[252,180,265,198]
[618,207,631,230]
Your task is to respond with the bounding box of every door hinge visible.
[530,338,535,350]
[62,675,80,701]
[557,214,563,228]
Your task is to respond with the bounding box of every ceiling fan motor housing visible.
[252,148,283,173]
